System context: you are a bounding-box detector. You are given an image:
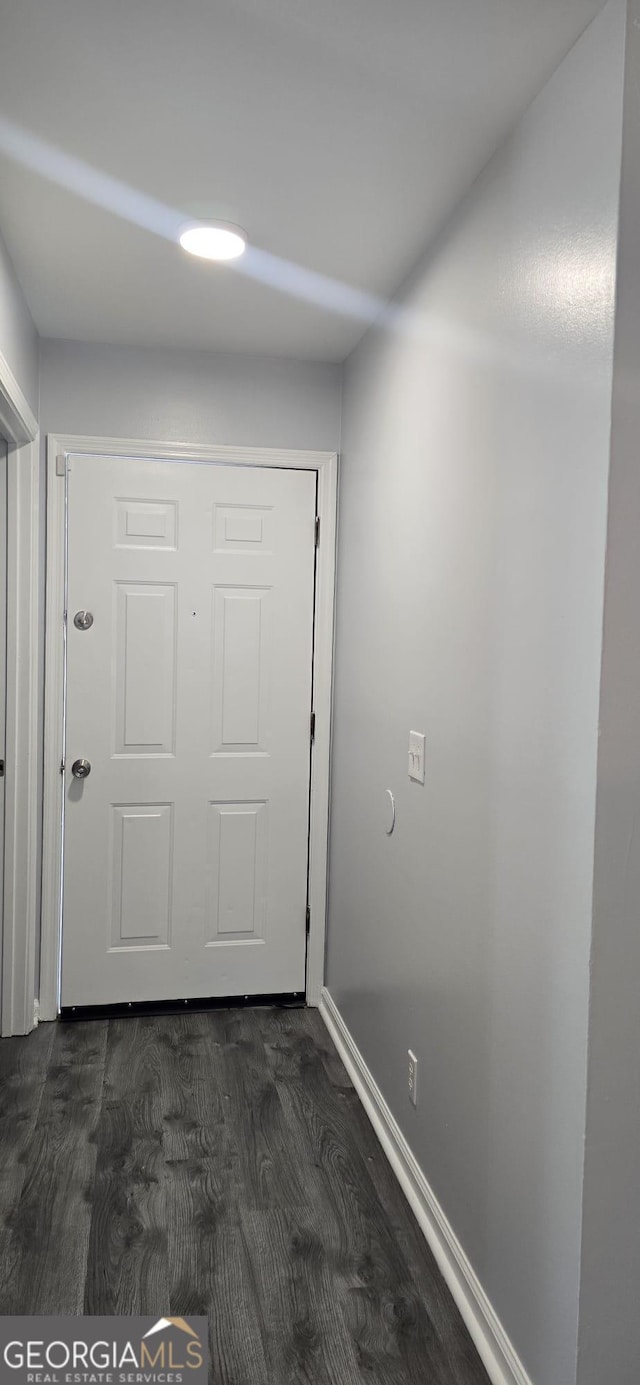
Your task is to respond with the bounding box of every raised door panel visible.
[109,803,173,948]
[114,583,176,756]
[211,586,271,754]
[115,498,178,550]
[206,801,267,943]
[213,504,273,553]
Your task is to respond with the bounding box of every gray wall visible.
[0,227,38,417]
[39,339,341,452]
[326,5,625,1384]
[577,3,640,1380]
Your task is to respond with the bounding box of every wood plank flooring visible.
[0,1006,490,1385]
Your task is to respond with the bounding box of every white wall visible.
[326,5,625,1384]
[0,228,38,417]
[39,339,341,451]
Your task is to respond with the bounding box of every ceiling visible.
[0,0,604,362]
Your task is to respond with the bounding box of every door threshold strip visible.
[59,992,306,1021]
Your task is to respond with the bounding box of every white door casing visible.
[0,353,39,1038]
[0,439,6,992]
[41,437,337,1020]
[61,453,317,1007]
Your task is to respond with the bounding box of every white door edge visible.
[40,435,338,1020]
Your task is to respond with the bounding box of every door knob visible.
[71,758,91,779]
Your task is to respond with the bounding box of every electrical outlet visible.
[408,1049,418,1107]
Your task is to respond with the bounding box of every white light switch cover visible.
[408,731,425,784]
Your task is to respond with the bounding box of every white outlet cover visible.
[408,730,425,784]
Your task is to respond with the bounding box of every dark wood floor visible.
[0,1006,489,1384]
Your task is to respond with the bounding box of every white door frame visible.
[40,434,338,1020]
[0,350,40,1036]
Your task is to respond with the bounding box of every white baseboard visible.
[319,988,533,1385]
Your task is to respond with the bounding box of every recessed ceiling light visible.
[179,223,247,261]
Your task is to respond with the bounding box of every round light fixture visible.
[179,222,246,261]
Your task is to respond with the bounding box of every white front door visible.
[61,454,316,1008]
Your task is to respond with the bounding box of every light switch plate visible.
[408,730,425,784]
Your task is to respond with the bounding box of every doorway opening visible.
[40,438,337,1021]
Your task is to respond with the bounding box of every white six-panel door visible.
[61,455,316,1007]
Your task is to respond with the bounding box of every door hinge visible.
[310,710,316,744]
[306,906,311,935]
[56,453,67,477]
[315,515,320,547]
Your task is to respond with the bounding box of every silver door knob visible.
[71,758,91,779]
